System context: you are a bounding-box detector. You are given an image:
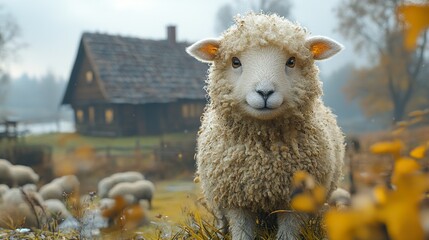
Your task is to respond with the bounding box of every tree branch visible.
[409,30,427,81]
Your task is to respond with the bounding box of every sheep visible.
[44,199,71,221]
[0,187,46,229]
[39,175,80,200]
[39,182,64,200]
[97,171,144,198]
[107,179,155,209]
[0,159,13,187]
[52,175,80,196]
[0,184,10,202]
[187,13,345,239]
[10,164,39,187]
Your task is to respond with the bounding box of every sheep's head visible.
[187,13,343,120]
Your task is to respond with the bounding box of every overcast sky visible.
[0,0,353,80]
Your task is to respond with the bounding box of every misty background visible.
[3,0,414,134]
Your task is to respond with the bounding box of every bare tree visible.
[0,6,21,118]
[337,0,428,123]
[215,0,292,34]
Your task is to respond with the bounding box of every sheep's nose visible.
[256,90,274,100]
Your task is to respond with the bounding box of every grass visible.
[8,131,199,187]
[2,123,428,239]
[23,131,198,155]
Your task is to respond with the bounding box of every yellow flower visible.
[410,144,428,159]
[326,159,429,240]
[370,139,404,159]
[397,4,429,50]
[395,121,409,128]
[325,205,379,240]
[391,158,421,185]
[290,171,326,213]
[408,110,428,118]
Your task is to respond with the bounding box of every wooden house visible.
[61,27,208,136]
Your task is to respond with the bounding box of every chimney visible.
[167,25,176,45]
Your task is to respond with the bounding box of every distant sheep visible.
[44,199,71,221]
[10,165,40,187]
[187,13,345,239]
[98,171,144,198]
[39,175,80,200]
[39,182,63,200]
[52,175,80,195]
[0,184,10,202]
[107,180,155,209]
[0,159,13,187]
[0,187,46,229]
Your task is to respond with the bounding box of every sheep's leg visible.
[213,210,228,234]
[225,209,256,240]
[276,212,306,240]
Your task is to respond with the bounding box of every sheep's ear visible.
[305,36,343,60]
[186,38,220,63]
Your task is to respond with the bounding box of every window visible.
[86,71,93,83]
[182,103,204,119]
[89,106,95,124]
[181,104,190,118]
[76,109,84,123]
[105,108,114,124]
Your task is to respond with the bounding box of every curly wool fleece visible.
[195,13,344,213]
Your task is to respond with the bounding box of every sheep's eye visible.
[286,57,296,68]
[232,57,242,68]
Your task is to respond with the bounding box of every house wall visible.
[74,103,121,136]
[72,100,205,136]
[71,55,105,105]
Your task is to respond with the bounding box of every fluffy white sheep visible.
[10,165,39,187]
[39,175,80,200]
[44,199,71,221]
[0,159,13,187]
[52,175,80,195]
[0,184,10,201]
[0,187,46,229]
[187,13,345,239]
[99,197,116,210]
[107,179,155,209]
[39,182,64,200]
[97,171,144,198]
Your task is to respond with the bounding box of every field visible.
[1,124,429,239]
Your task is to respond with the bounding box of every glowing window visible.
[76,109,84,123]
[181,104,190,118]
[86,71,93,83]
[105,108,114,124]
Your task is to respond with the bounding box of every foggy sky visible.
[0,0,353,80]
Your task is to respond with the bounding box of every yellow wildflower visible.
[410,144,428,159]
[370,139,404,159]
[397,4,429,50]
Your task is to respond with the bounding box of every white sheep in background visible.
[39,175,80,200]
[10,164,40,187]
[44,199,71,221]
[97,171,144,198]
[0,187,46,229]
[187,13,345,239]
[0,184,10,203]
[39,182,63,200]
[52,175,80,195]
[107,179,155,209]
[0,159,13,187]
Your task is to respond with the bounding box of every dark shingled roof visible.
[65,32,208,104]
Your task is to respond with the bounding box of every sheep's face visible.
[224,46,296,120]
[187,13,343,120]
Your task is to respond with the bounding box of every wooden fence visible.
[67,140,197,179]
